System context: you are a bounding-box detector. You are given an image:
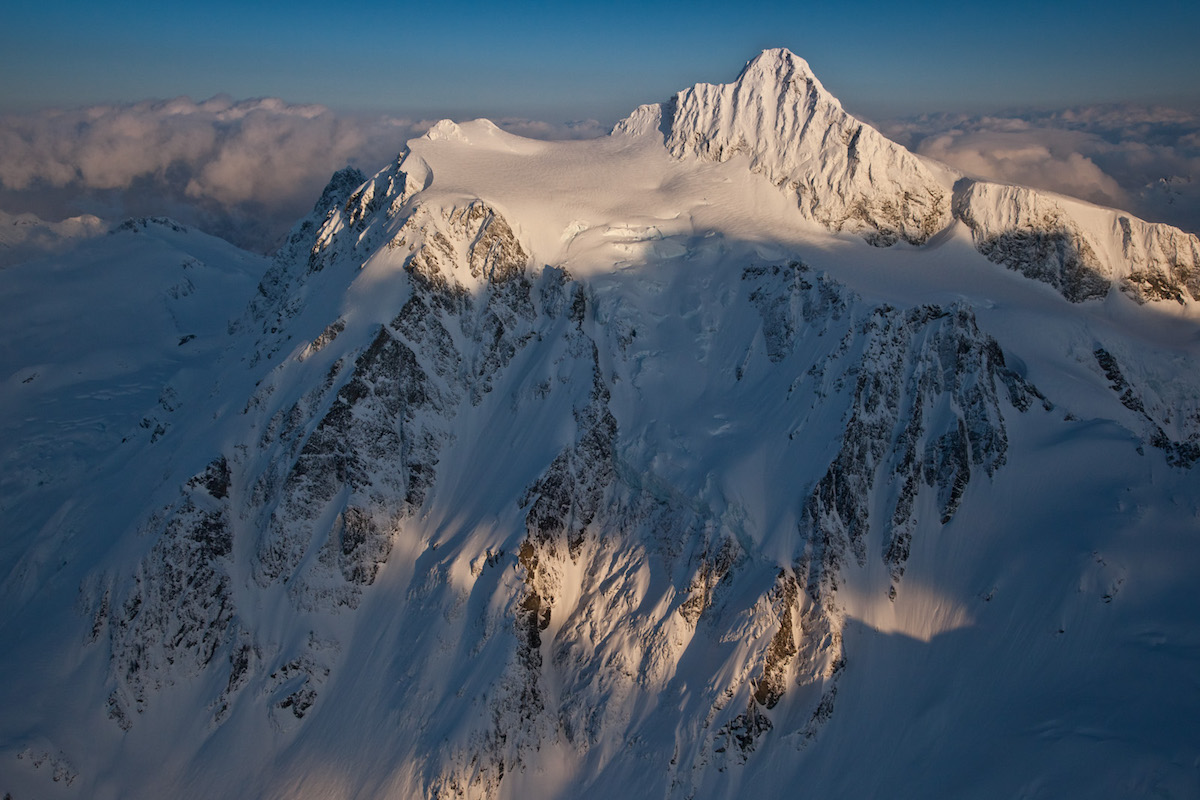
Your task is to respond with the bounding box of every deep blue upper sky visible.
[3,0,1198,122]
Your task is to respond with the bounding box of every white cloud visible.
[492,118,607,140]
[880,105,1200,235]
[7,97,1194,252]
[0,99,607,252]
[915,128,1127,208]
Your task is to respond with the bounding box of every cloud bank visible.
[2,98,1195,257]
[879,105,1200,236]
[0,98,605,253]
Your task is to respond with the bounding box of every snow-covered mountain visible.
[0,210,107,268]
[624,49,1200,304]
[2,49,1199,800]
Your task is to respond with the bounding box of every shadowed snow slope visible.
[1,50,1199,800]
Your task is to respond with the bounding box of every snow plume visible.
[0,98,605,253]
[880,105,1200,235]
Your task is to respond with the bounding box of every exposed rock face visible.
[1114,216,1200,303]
[96,457,238,728]
[734,263,1048,754]
[953,182,1111,302]
[1093,347,1200,467]
[657,48,953,246]
[790,297,1048,595]
[238,161,420,364]
[953,180,1200,303]
[92,235,1049,798]
[92,162,548,739]
[251,195,539,610]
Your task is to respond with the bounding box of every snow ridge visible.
[656,48,953,246]
[632,48,1200,306]
[955,179,1200,304]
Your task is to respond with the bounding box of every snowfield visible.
[1,49,1199,800]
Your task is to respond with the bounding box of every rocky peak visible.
[656,48,953,246]
[312,167,367,218]
[728,47,833,107]
[649,48,1200,305]
[110,216,190,235]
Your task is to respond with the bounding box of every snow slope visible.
[0,217,266,570]
[0,210,107,269]
[1,50,1199,800]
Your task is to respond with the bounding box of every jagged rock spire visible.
[653,47,953,246]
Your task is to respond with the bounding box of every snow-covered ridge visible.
[241,50,1200,311]
[641,48,955,247]
[0,210,107,268]
[954,179,1200,304]
[624,47,1200,305]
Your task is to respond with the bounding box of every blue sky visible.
[3,0,1198,122]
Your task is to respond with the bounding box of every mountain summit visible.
[658,48,954,246]
[621,48,1200,304]
[2,51,1199,800]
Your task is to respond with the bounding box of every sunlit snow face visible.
[0,102,607,253]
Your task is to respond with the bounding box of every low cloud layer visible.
[3,98,1196,256]
[879,105,1200,235]
[0,98,605,253]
